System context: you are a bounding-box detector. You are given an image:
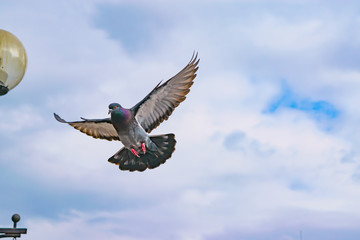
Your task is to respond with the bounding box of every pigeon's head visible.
[108,103,122,114]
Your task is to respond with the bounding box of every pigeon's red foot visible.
[141,142,146,154]
[131,148,140,158]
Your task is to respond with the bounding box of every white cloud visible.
[0,105,44,131]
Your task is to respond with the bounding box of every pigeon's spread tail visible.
[108,134,176,172]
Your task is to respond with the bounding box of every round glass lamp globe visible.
[0,29,27,95]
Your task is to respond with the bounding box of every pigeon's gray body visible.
[108,105,157,153]
[116,119,153,153]
[54,53,199,172]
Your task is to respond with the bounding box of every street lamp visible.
[0,29,27,96]
[0,214,27,239]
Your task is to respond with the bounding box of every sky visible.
[1,0,360,239]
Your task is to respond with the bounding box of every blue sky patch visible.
[264,82,340,121]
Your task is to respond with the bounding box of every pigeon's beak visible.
[108,109,112,115]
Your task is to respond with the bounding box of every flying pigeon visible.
[54,53,199,172]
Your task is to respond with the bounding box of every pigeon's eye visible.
[114,106,117,109]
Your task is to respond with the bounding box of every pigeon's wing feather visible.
[132,53,199,133]
[54,113,119,141]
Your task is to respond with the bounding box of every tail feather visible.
[108,133,176,172]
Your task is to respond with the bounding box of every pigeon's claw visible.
[131,148,140,158]
[141,143,146,154]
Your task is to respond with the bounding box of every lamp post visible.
[0,29,27,96]
[0,214,27,239]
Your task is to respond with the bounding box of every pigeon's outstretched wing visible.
[54,113,119,141]
[132,53,199,133]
